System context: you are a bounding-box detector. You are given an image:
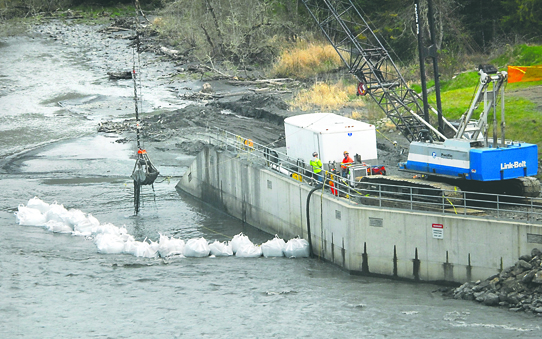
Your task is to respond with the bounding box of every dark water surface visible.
[1,25,540,338]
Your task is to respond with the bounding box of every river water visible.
[1,22,540,338]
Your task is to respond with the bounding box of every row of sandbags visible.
[15,197,311,259]
[180,233,311,258]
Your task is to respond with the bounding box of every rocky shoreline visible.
[448,248,542,315]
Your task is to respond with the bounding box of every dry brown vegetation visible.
[269,40,370,114]
[271,41,344,79]
[289,81,365,112]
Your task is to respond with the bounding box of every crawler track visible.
[357,175,462,203]
[435,175,541,198]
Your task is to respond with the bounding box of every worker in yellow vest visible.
[310,152,323,184]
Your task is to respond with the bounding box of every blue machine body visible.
[399,139,538,181]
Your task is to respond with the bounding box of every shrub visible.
[271,41,344,79]
[289,80,364,112]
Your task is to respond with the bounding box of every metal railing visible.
[209,128,542,224]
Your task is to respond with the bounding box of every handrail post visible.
[379,183,382,207]
[530,197,533,222]
[497,195,501,218]
[463,192,467,215]
[410,187,413,211]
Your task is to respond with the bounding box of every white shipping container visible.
[284,113,378,166]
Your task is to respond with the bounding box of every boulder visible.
[501,277,522,293]
[489,277,500,290]
[521,270,536,284]
[453,282,474,300]
[516,259,532,270]
[474,291,485,301]
[533,271,542,284]
[482,292,500,306]
[504,292,520,305]
[472,280,490,292]
[499,266,513,280]
[201,82,213,93]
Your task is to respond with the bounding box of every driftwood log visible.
[226,78,298,86]
[107,71,132,80]
[179,89,291,100]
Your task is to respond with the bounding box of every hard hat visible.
[344,151,349,154]
[313,152,318,157]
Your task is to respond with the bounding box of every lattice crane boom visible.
[301,0,445,142]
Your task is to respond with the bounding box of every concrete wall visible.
[177,146,542,284]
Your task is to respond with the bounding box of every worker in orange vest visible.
[329,174,338,196]
[340,151,354,177]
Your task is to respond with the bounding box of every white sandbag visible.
[72,213,101,236]
[261,236,286,257]
[45,220,73,233]
[183,238,210,257]
[93,223,125,237]
[65,208,96,231]
[283,238,310,258]
[44,203,71,224]
[158,234,185,257]
[132,240,158,258]
[235,243,262,258]
[148,239,160,254]
[123,240,139,256]
[95,233,125,254]
[230,233,252,254]
[209,240,233,256]
[15,205,47,226]
[26,197,50,214]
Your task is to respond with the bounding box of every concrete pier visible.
[176,146,542,284]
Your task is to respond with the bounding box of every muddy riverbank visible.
[32,16,407,173]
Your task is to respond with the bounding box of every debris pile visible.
[452,248,542,314]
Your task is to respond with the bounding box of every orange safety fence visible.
[507,65,542,83]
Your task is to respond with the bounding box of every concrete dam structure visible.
[176,145,542,284]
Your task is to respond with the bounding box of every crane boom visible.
[300,0,446,142]
[300,0,540,197]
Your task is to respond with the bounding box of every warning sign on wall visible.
[432,224,444,239]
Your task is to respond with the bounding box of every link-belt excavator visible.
[300,0,540,196]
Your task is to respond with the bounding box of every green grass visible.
[504,97,542,144]
[492,44,542,67]
[411,72,479,94]
[429,86,476,120]
[506,79,542,90]
[439,72,480,92]
[425,65,542,159]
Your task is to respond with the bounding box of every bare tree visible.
[157,0,300,65]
